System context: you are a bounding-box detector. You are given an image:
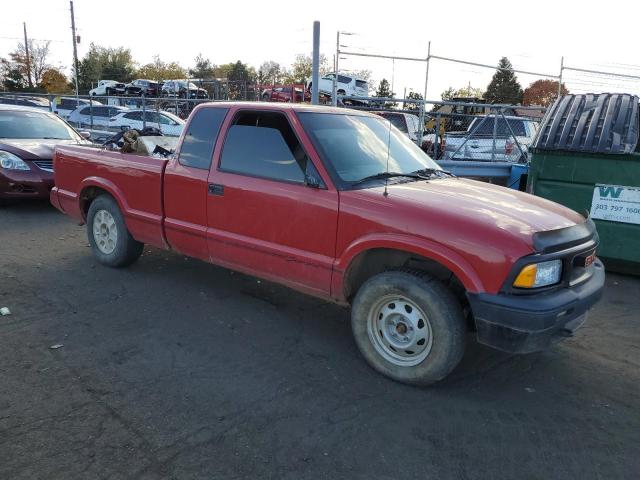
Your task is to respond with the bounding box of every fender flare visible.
[78,176,130,222]
[335,233,485,295]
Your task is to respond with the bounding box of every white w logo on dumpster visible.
[598,186,623,199]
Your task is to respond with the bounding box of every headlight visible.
[513,259,562,288]
[0,151,30,170]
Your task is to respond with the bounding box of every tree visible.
[136,56,186,81]
[3,40,51,90]
[258,60,284,85]
[441,87,456,101]
[375,78,393,98]
[484,57,523,104]
[1,57,25,91]
[405,91,423,111]
[39,68,72,93]
[77,43,136,93]
[441,85,484,101]
[189,54,215,79]
[282,54,329,84]
[523,79,568,106]
[373,78,396,108]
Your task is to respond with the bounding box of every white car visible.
[108,110,185,136]
[309,72,369,99]
[89,80,126,96]
[52,97,102,120]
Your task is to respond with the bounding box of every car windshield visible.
[298,112,440,185]
[0,110,80,140]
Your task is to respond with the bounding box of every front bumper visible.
[467,259,605,353]
[0,168,54,199]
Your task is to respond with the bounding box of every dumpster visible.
[528,93,640,275]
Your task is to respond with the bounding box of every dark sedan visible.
[0,105,90,202]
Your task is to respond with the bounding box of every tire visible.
[351,271,466,386]
[87,195,143,268]
[262,94,270,102]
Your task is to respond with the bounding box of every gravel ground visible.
[1,201,639,480]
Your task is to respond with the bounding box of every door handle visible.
[208,183,224,196]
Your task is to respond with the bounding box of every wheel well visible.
[79,186,111,221]
[343,248,470,321]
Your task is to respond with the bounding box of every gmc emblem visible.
[584,251,596,267]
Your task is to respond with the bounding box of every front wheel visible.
[87,195,143,268]
[351,271,466,385]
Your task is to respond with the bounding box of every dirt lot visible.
[1,201,639,480]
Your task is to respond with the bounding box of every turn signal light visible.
[513,260,562,288]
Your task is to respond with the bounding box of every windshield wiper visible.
[351,171,425,186]
[411,168,456,178]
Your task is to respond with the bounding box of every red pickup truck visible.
[50,103,605,385]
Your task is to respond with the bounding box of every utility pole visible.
[333,31,339,107]
[311,21,320,105]
[23,22,32,88]
[70,1,79,97]
[557,56,564,99]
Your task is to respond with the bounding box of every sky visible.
[2,0,640,100]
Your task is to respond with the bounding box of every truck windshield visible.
[298,112,440,185]
[0,111,80,140]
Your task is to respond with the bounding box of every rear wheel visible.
[87,195,143,268]
[262,93,270,102]
[351,271,466,385]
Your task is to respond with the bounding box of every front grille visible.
[33,160,53,172]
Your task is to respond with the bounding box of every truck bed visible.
[51,144,169,248]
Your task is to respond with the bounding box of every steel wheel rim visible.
[92,209,118,255]
[367,294,433,367]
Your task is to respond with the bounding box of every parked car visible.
[0,95,51,111]
[51,103,604,386]
[52,97,102,120]
[308,72,369,100]
[124,79,162,97]
[108,109,185,136]
[0,105,90,202]
[261,86,309,103]
[161,80,208,99]
[442,115,539,162]
[67,105,129,128]
[89,80,126,96]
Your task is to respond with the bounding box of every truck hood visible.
[0,139,84,160]
[376,177,585,241]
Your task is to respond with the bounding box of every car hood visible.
[0,139,85,160]
[360,177,585,247]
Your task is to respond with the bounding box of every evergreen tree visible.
[484,57,523,104]
[374,78,396,108]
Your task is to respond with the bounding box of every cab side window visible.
[178,107,229,170]
[219,111,315,184]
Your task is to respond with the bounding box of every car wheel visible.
[262,94,270,102]
[351,270,466,386]
[87,195,143,268]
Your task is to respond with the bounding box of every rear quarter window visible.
[178,107,229,169]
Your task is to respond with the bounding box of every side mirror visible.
[79,131,91,139]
